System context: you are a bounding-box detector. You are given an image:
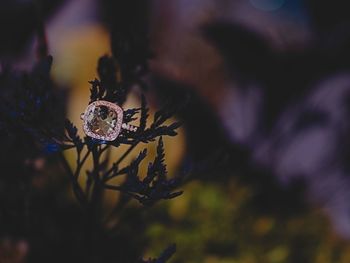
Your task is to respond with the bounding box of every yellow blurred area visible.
[49,24,185,208]
[253,217,274,236]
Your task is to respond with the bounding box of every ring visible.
[80,100,138,141]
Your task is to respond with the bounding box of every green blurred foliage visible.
[144,179,350,263]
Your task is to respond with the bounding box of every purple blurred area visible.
[149,0,350,238]
[2,0,350,242]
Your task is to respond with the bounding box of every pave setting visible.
[82,100,123,141]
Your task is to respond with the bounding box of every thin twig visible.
[116,142,139,166]
[100,145,110,155]
[103,184,123,191]
[103,141,139,180]
[75,149,91,179]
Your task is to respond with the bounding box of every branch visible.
[58,152,87,207]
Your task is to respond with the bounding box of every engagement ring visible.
[80,100,137,141]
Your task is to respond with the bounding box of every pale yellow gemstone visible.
[87,106,118,136]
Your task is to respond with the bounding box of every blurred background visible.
[2,0,350,262]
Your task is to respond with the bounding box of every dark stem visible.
[88,145,104,220]
[58,152,87,207]
[75,149,91,179]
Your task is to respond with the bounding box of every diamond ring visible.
[80,100,138,141]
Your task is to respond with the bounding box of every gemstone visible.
[82,100,123,141]
[86,105,117,136]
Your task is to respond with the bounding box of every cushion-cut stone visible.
[82,100,124,141]
[86,105,117,136]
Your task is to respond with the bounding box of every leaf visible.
[156,244,176,263]
[123,108,140,123]
[64,119,83,153]
[144,137,166,185]
[139,94,149,131]
[138,244,176,263]
[89,79,100,103]
[112,149,147,178]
